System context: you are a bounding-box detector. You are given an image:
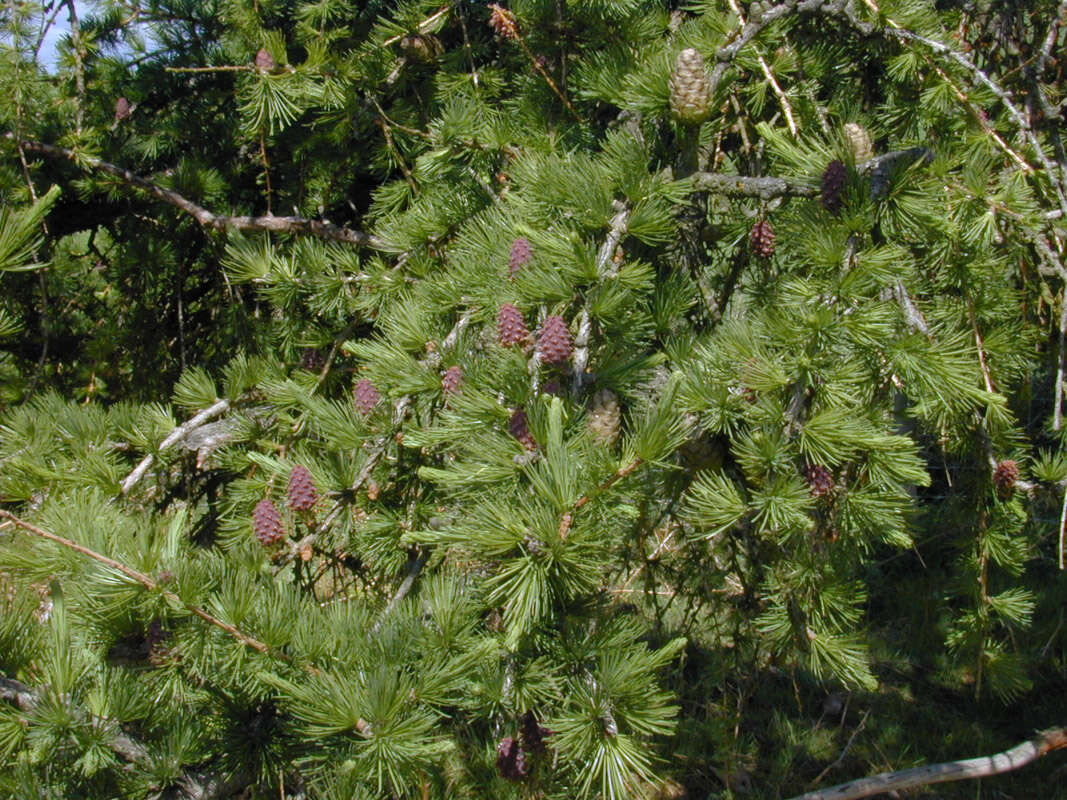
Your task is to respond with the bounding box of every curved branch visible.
[4,134,386,248]
[787,727,1067,800]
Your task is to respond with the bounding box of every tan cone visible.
[669,48,712,124]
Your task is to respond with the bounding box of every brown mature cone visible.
[669,48,711,124]
[993,460,1020,496]
[587,389,621,446]
[498,303,529,347]
[750,220,775,258]
[353,378,381,415]
[441,365,463,395]
[508,237,532,278]
[538,315,572,364]
[252,499,285,546]
[488,3,519,39]
[287,465,318,512]
[114,96,131,122]
[803,464,835,498]
[844,122,873,162]
[821,160,847,212]
[255,48,275,72]
[509,409,537,451]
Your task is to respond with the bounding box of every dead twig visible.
[785,727,1067,800]
[4,135,385,249]
[573,201,631,392]
[120,399,230,494]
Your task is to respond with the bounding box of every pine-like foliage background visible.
[1,1,1066,798]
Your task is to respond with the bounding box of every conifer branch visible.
[558,458,642,539]
[121,399,231,494]
[489,4,582,122]
[923,57,1033,173]
[1057,288,1067,431]
[1,672,251,800]
[382,3,450,46]
[893,283,929,335]
[3,135,386,248]
[164,64,254,73]
[708,0,825,101]
[0,509,274,657]
[66,0,86,136]
[1038,2,1067,78]
[824,0,1067,218]
[726,0,798,137]
[786,726,1067,800]
[1059,483,1067,570]
[295,395,413,556]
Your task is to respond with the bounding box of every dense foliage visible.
[2,1,1067,798]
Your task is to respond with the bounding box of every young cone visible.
[538,315,572,364]
[287,465,318,512]
[255,48,275,71]
[750,220,775,258]
[669,48,712,124]
[252,499,285,545]
[353,379,381,415]
[498,303,529,347]
[821,160,847,212]
[993,460,1019,497]
[587,389,621,446]
[441,365,463,395]
[509,409,537,450]
[508,237,532,278]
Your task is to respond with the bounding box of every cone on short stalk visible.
[821,160,847,212]
[508,237,532,278]
[353,379,381,415]
[750,220,775,258]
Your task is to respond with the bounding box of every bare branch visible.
[690,172,817,199]
[573,201,631,392]
[121,399,230,494]
[726,0,798,136]
[372,549,429,632]
[4,135,385,248]
[787,727,1067,800]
